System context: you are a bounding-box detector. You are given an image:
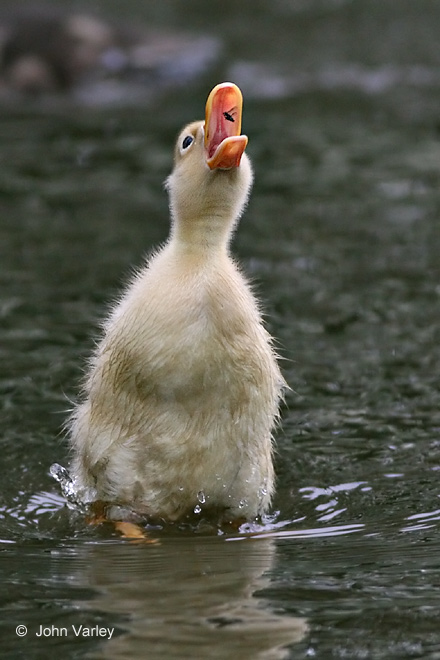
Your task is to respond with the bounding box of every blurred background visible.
[1,1,440,658]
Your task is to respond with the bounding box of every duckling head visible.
[166,82,253,248]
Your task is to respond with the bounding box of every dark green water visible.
[1,1,440,658]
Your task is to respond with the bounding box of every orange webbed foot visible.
[85,501,159,543]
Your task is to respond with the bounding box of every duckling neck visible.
[169,210,236,256]
[166,152,253,257]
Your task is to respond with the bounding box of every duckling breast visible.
[69,246,283,521]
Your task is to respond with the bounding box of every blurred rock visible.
[0,7,221,105]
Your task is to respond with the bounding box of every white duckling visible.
[68,82,286,523]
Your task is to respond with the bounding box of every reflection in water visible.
[55,536,307,659]
[230,523,364,541]
[402,508,440,533]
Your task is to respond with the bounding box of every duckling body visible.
[69,84,285,522]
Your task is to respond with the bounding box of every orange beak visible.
[204,82,248,170]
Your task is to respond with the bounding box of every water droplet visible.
[197,490,206,504]
[193,504,202,514]
[50,463,68,483]
[261,510,280,525]
[50,463,77,501]
[49,463,96,509]
[238,499,247,509]
[178,486,184,492]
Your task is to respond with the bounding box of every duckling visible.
[68,82,286,524]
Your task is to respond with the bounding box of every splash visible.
[49,462,95,511]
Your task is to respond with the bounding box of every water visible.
[2,0,440,657]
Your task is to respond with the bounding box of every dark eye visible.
[181,135,194,150]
